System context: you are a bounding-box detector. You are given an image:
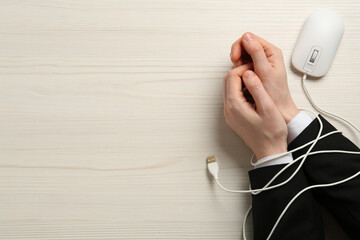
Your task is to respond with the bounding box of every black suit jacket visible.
[248,115,360,239]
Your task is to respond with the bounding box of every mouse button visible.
[303,46,322,72]
[309,50,319,63]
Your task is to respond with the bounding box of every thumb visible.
[242,70,273,113]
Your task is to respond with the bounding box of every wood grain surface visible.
[0,0,359,239]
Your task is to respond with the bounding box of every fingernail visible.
[244,33,253,41]
[243,70,254,79]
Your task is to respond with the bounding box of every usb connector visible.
[206,155,216,164]
[206,155,219,180]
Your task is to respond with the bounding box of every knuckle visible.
[253,44,263,53]
[227,68,237,78]
[226,100,234,111]
[248,80,261,91]
[226,96,239,108]
[262,101,277,115]
[262,102,272,112]
[251,44,263,55]
[271,45,282,55]
[261,65,272,74]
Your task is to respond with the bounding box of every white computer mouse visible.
[292,9,344,77]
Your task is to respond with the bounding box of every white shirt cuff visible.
[287,111,313,144]
[255,111,313,169]
[254,152,293,169]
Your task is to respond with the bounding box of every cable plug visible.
[206,155,219,180]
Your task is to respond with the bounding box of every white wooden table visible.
[1,0,359,239]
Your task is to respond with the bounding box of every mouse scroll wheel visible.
[310,50,319,63]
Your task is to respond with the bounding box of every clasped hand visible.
[223,32,299,160]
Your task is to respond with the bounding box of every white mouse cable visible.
[207,110,360,195]
[302,73,360,134]
[211,144,360,195]
[239,170,360,240]
[207,115,360,238]
[208,118,360,240]
[241,162,360,240]
[265,170,360,240]
[208,113,326,194]
[238,171,360,240]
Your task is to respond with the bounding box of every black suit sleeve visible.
[247,114,360,239]
[288,115,360,239]
[248,161,324,239]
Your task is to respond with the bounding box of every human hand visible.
[230,32,299,123]
[223,64,288,160]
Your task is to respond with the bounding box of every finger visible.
[223,74,227,109]
[251,34,275,52]
[230,37,242,63]
[241,32,271,74]
[226,63,252,101]
[230,37,252,67]
[251,33,283,63]
[232,53,252,68]
[242,70,273,114]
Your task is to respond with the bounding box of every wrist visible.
[281,102,300,123]
[253,143,288,161]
